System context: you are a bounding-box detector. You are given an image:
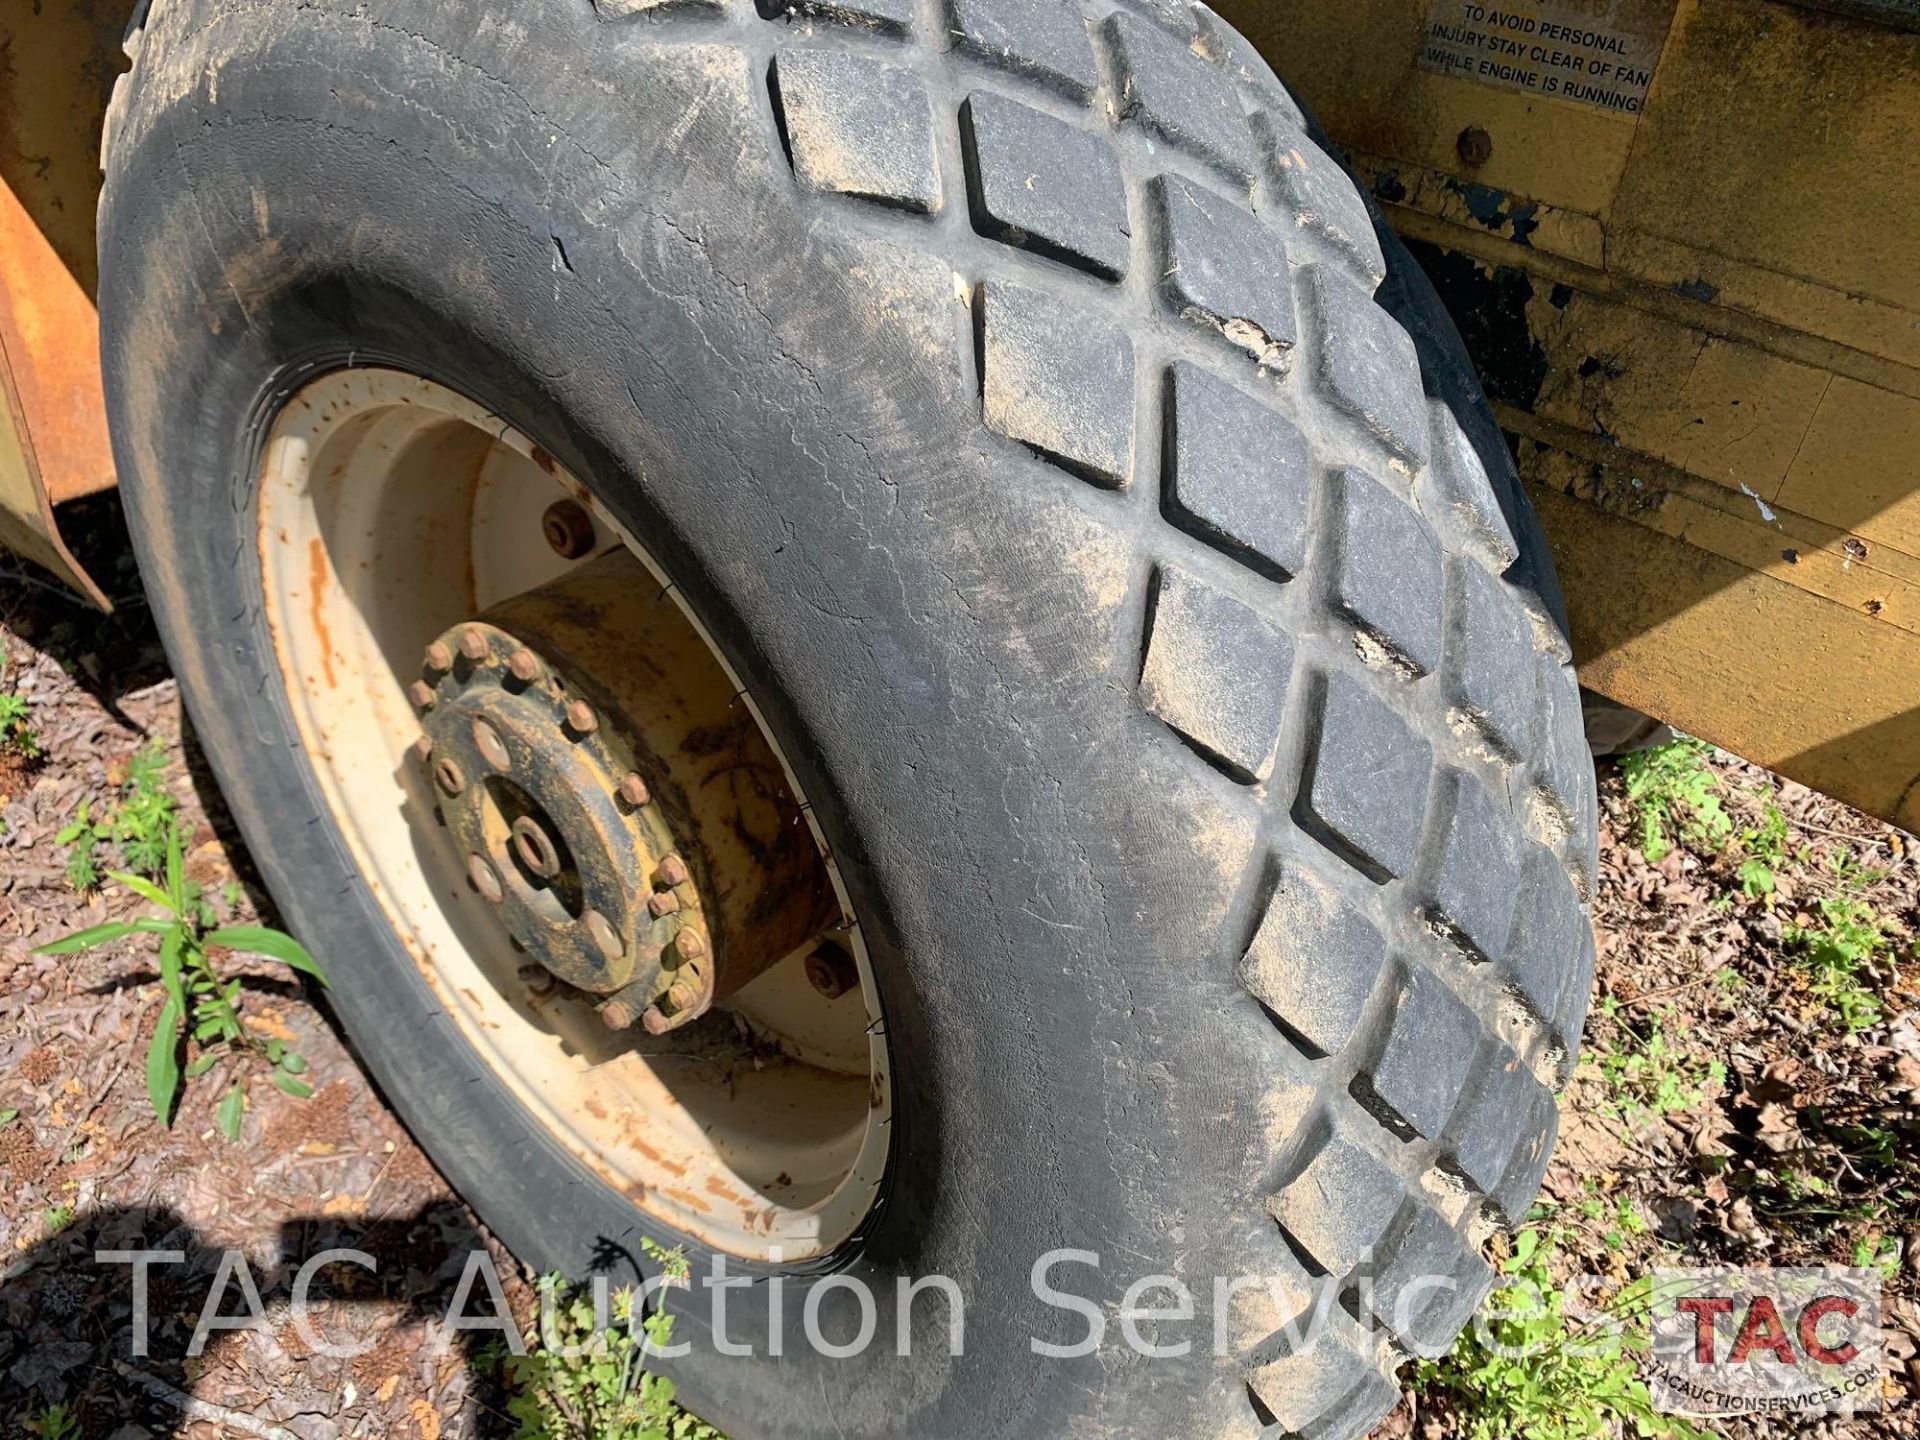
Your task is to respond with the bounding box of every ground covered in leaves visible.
[1,522,1915,1438]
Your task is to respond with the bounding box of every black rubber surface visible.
[99,1,1599,1435]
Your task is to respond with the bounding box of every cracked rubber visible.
[100,1,1597,1436]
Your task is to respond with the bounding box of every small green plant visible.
[0,689,41,761]
[0,645,42,763]
[1595,1007,1725,1131]
[57,739,179,892]
[1852,1235,1901,1281]
[1783,888,1891,1032]
[34,809,326,1137]
[504,1241,723,1440]
[1417,1223,1703,1440]
[41,1203,73,1235]
[1617,735,1731,862]
[1735,799,1789,897]
[27,1404,82,1440]
[57,798,101,890]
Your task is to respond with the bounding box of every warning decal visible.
[1418,0,1678,114]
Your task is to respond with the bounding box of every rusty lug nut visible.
[542,499,598,560]
[600,997,641,1031]
[666,978,701,1011]
[657,854,689,887]
[585,909,624,962]
[411,735,434,763]
[473,719,511,772]
[508,649,543,684]
[407,680,437,711]
[647,890,680,918]
[467,853,504,904]
[1457,125,1493,168]
[564,700,597,735]
[641,1005,675,1036]
[458,628,491,663]
[435,758,466,796]
[618,773,650,807]
[805,944,859,1000]
[424,641,454,672]
[516,963,556,996]
[674,926,708,961]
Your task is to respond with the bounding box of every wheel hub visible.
[408,550,841,1036]
[415,618,709,1024]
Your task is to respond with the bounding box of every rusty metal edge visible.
[0,337,113,611]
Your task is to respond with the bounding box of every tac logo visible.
[1647,1267,1883,1417]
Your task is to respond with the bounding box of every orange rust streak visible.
[307,537,337,689]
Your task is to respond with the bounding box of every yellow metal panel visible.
[1535,478,1920,833]
[1616,0,1920,320]
[1525,294,1831,499]
[1218,0,1645,218]
[1775,379,1920,553]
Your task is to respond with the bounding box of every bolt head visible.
[658,854,689,887]
[407,680,437,711]
[805,944,858,1000]
[600,998,639,1031]
[467,853,504,904]
[516,963,556,995]
[675,926,707,961]
[585,909,624,962]
[411,735,434,763]
[666,978,700,1011]
[458,628,491,663]
[542,499,598,560]
[508,649,543,684]
[641,1005,675,1036]
[618,773,650,807]
[435,757,466,796]
[1457,125,1494,167]
[424,641,454,672]
[565,700,597,735]
[647,890,680,918]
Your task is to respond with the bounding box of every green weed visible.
[503,1240,723,1440]
[57,738,178,891]
[40,1203,73,1235]
[34,806,326,1136]
[0,645,42,763]
[1617,736,1730,863]
[1593,1004,1725,1131]
[0,690,41,762]
[26,1404,82,1440]
[1782,883,1894,1032]
[1852,1235,1901,1281]
[1416,1223,1703,1440]
[1735,800,1789,898]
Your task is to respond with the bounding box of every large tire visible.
[99,1,1597,1436]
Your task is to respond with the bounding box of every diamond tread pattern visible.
[111,0,1600,1433]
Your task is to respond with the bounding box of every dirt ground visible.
[1,511,1915,1438]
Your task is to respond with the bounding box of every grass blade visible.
[33,921,141,955]
[146,996,181,1125]
[215,1083,244,1141]
[203,926,328,987]
[107,871,176,914]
